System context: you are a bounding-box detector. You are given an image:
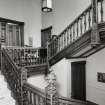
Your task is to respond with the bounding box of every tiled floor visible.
[0,72,15,105]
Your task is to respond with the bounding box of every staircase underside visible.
[25,63,48,77]
[49,22,105,66]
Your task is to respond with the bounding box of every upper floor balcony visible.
[48,0,105,66]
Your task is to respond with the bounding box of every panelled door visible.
[71,61,86,101]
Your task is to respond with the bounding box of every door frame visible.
[71,61,86,101]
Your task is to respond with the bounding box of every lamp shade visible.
[42,0,52,12]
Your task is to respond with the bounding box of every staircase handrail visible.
[1,48,27,105]
[49,4,92,45]
[48,0,104,59]
[2,48,20,72]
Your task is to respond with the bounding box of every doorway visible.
[41,26,52,48]
[71,61,86,101]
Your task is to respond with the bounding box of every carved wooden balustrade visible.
[48,0,105,60]
[1,1,104,105]
[4,46,47,67]
[23,83,91,105]
[1,47,91,105]
[1,48,27,105]
[23,83,50,105]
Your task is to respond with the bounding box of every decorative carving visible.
[45,72,58,105]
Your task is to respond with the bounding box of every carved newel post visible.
[91,0,100,46]
[45,72,58,105]
[21,67,27,105]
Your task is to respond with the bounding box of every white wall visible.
[86,48,105,105]
[51,58,86,98]
[51,58,70,97]
[42,0,90,35]
[0,0,41,47]
[50,47,105,105]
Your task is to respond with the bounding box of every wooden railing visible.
[23,82,89,105]
[48,0,105,59]
[4,46,47,67]
[1,48,87,105]
[1,1,103,105]
[23,83,50,105]
[1,48,27,105]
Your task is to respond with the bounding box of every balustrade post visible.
[20,67,27,105]
[45,72,58,105]
[91,0,100,46]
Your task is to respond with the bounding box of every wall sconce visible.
[42,0,52,12]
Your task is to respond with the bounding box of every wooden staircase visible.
[48,0,105,66]
[0,0,104,105]
[1,45,98,105]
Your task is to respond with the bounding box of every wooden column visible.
[91,0,100,46]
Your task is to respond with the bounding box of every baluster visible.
[56,37,59,53]
[36,95,39,105]
[84,13,87,32]
[65,31,67,46]
[77,20,79,38]
[48,44,50,58]
[65,30,68,46]
[100,0,103,22]
[59,37,61,51]
[73,25,75,41]
[80,16,83,35]
[30,92,32,104]
[61,35,63,49]
[63,32,66,47]
[69,27,72,43]
[88,8,91,28]
[55,38,57,54]
[32,93,34,105]
[61,34,63,49]
[67,28,69,45]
